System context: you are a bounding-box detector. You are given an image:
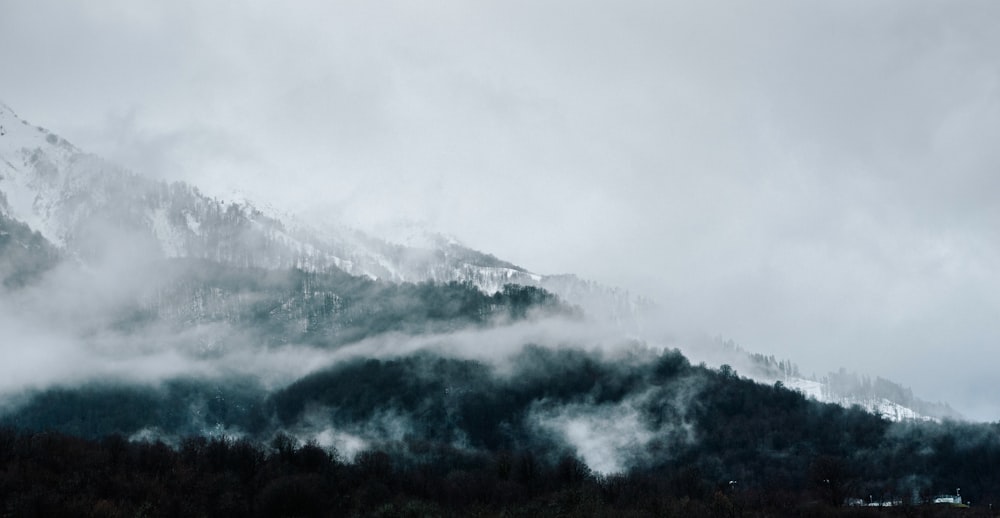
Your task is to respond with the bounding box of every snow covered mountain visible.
[1,101,957,422]
[0,101,646,324]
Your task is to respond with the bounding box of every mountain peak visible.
[0,101,653,327]
[0,102,77,154]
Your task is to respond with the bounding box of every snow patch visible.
[184,212,201,235]
[149,207,184,257]
[782,376,938,423]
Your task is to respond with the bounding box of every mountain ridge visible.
[0,101,962,423]
[0,101,646,326]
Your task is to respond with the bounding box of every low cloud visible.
[529,375,702,474]
[531,399,656,475]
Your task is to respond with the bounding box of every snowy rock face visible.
[0,102,350,272]
[781,376,957,423]
[0,102,645,324]
[730,347,961,423]
[0,102,84,246]
[785,377,936,422]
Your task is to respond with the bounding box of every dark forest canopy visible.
[0,212,59,288]
[4,345,1000,516]
[1,242,997,515]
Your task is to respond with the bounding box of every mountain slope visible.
[0,210,59,288]
[4,346,999,511]
[0,101,644,324]
[0,101,963,425]
[733,344,963,422]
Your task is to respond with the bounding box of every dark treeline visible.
[0,212,59,289]
[1,379,269,440]
[4,347,1000,516]
[1,427,994,518]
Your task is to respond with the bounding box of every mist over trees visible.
[1,110,995,516]
[130,259,572,347]
[0,211,995,515]
[0,211,59,288]
[4,341,1000,516]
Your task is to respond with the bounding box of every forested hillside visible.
[0,211,59,288]
[126,259,572,346]
[4,346,999,516]
[2,99,997,517]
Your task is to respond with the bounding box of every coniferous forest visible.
[0,133,997,516]
[0,254,998,516]
[3,338,1000,517]
[5,2,1000,515]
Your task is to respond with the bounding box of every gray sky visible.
[2,0,1000,420]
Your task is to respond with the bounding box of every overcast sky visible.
[2,0,999,420]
